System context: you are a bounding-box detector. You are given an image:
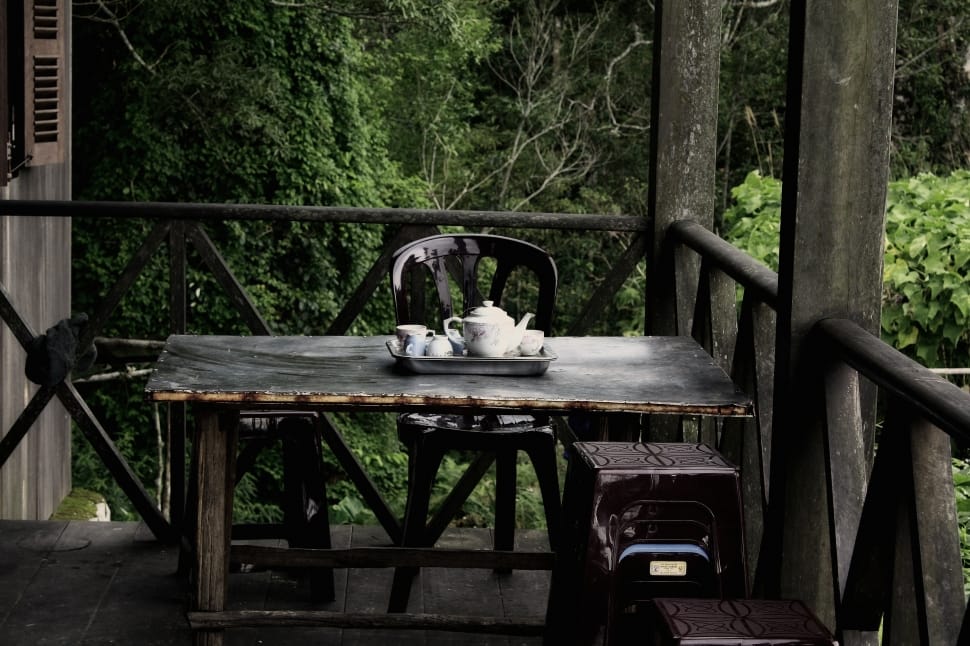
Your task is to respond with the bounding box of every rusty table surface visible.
[145,335,752,417]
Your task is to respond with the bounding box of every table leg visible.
[193,408,238,646]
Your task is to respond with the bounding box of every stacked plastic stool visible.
[545,442,748,645]
[648,598,837,645]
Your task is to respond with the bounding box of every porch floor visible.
[0,520,550,645]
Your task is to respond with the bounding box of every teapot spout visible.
[508,313,535,351]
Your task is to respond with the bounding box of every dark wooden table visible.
[145,335,752,645]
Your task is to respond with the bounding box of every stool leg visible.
[388,439,444,612]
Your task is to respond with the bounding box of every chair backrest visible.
[389,234,558,334]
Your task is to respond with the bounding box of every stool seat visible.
[650,598,837,645]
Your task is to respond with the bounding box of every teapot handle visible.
[443,316,462,335]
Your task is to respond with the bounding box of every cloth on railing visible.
[25,313,97,386]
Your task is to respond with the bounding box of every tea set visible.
[394,301,544,358]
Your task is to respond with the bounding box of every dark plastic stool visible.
[648,598,837,645]
[544,442,747,646]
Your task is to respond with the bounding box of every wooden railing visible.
[669,218,970,645]
[0,200,649,541]
[3,201,967,642]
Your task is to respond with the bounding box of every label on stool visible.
[649,560,687,576]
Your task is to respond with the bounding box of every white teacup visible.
[518,329,544,356]
[396,324,427,347]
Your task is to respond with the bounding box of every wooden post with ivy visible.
[646,0,721,340]
[644,0,721,442]
[763,0,899,635]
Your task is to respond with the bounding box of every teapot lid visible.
[465,300,510,322]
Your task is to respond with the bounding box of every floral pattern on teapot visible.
[443,300,534,357]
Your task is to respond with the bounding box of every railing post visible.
[886,413,964,645]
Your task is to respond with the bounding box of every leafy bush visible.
[721,170,782,271]
[954,458,970,597]
[722,169,970,373]
[882,171,970,367]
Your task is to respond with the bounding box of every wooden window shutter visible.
[1,2,9,186]
[23,0,65,167]
[3,1,27,185]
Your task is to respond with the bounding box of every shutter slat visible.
[33,0,58,39]
[32,53,60,144]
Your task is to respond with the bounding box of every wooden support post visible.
[646,0,721,442]
[646,0,721,338]
[764,0,899,631]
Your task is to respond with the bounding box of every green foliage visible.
[891,2,970,177]
[953,458,970,598]
[67,0,970,534]
[720,170,783,271]
[71,380,164,521]
[882,171,970,367]
[716,3,788,199]
[723,169,970,371]
[714,0,970,202]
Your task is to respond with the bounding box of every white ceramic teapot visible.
[443,301,535,357]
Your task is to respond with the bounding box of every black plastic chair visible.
[387,233,563,612]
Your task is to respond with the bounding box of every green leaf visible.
[896,325,919,349]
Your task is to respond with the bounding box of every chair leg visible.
[526,442,562,551]
[388,439,444,613]
[281,417,335,603]
[494,449,517,573]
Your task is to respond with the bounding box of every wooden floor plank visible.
[79,532,190,645]
[0,521,551,646]
[342,524,425,646]
[0,522,138,645]
[0,520,69,629]
[423,528,510,646]
[496,533,550,646]
[233,526,351,646]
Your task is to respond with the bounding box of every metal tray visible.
[386,340,557,376]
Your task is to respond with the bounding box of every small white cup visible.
[426,334,454,357]
[518,329,544,356]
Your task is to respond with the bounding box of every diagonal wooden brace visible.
[0,280,172,540]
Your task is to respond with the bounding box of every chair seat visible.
[397,412,551,443]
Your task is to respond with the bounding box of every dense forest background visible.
[68,0,970,525]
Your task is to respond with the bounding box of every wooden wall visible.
[0,181,72,519]
[0,0,73,519]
